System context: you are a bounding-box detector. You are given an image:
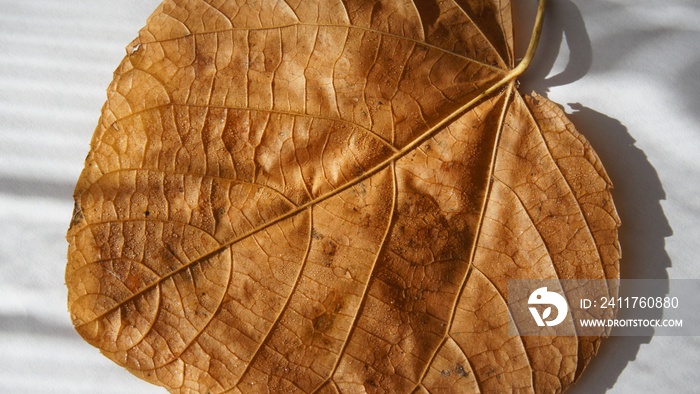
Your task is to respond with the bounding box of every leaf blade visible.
[66,1,619,392]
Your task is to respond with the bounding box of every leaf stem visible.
[512,0,548,79]
[472,0,548,99]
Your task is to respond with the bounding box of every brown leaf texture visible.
[66,0,620,392]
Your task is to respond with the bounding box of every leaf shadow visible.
[0,313,76,338]
[515,0,592,94]
[679,55,700,126]
[0,175,74,200]
[512,1,673,392]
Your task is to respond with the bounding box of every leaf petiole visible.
[468,0,548,102]
[511,0,549,80]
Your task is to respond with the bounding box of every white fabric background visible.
[0,0,698,392]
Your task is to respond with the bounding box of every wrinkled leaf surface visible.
[66,0,620,392]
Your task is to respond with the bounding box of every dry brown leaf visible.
[66,0,620,392]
